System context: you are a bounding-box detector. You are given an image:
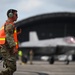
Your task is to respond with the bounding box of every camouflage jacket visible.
[4,22,16,48]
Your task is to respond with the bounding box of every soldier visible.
[29,50,33,65]
[18,50,23,65]
[0,9,19,75]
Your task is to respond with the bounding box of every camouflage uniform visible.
[0,21,17,75]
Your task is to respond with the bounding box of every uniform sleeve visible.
[5,24,16,48]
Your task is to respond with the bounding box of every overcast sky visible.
[0,0,75,27]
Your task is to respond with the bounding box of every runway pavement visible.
[0,61,75,75]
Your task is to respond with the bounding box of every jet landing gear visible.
[48,56,55,64]
[48,55,70,65]
[65,59,70,65]
[65,55,70,65]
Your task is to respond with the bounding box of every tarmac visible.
[0,60,75,75]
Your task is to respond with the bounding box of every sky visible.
[0,0,75,27]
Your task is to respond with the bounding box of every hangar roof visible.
[15,12,75,27]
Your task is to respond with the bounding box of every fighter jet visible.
[19,31,75,64]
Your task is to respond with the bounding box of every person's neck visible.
[7,18,14,22]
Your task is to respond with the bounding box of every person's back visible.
[0,9,19,75]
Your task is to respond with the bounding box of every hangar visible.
[16,12,75,43]
[15,12,75,62]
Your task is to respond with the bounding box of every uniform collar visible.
[6,18,14,23]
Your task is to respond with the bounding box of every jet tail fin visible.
[29,31,39,42]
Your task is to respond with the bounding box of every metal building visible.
[16,12,75,43]
[15,12,75,61]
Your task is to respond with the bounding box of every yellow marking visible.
[0,38,5,40]
[0,26,4,30]
[15,42,18,45]
[14,30,17,33]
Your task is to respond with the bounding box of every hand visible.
[17,28,22,34]
[13,47,18,54]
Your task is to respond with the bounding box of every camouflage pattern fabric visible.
[0,23,17,75]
